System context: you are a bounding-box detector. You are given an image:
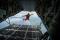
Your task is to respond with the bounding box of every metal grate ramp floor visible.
[0,25,43,40]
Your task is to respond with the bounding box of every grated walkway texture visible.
[0,25,43,40]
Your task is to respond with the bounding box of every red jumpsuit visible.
[24,13,30,21]
[23,13,33,21]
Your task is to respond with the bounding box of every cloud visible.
[0,11,47,34]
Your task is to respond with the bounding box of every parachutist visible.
[23,13,33,21]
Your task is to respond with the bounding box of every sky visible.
[0,11,47,34]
